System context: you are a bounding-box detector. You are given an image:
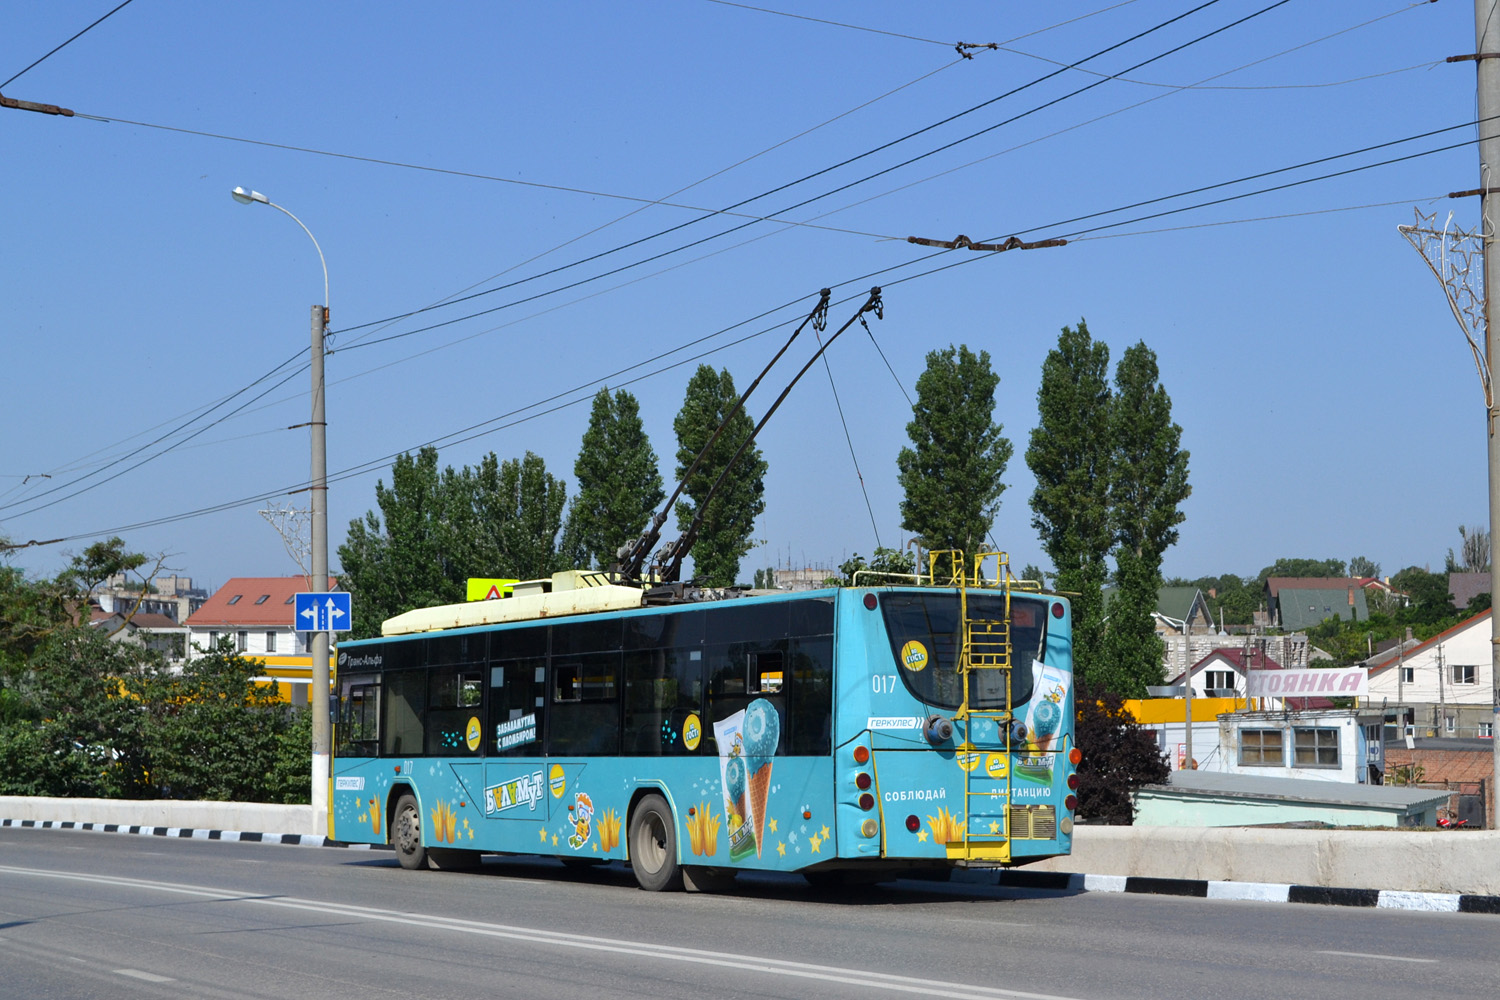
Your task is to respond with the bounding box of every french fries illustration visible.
[927,806,964,844]
[684,803,721,857]
[598,809,622,853]
[430,799,459,844]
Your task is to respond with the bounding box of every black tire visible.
[627,793,682,891]
[392,793,428,871]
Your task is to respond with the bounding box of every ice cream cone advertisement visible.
[714,698,781,862]
[1015,659,1071,785]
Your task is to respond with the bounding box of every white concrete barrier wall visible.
[1026,825,1500,894]
[0,796,315,837]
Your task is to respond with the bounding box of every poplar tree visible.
[1102,343,1190,696]
[339,447,462,638]
[1026,321,1113,683]
[896,344,1012,555]
[673,365,766,587]
[340,448,569,637]
[563,388,664,570]
[467,451,569,582]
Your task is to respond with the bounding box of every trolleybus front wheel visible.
[392,793,429,871]
[628,793,683,891]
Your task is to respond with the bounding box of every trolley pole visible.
[1475,0,1500,828]
[310,303,331,838]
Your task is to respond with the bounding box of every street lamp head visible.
[231,186,269,206]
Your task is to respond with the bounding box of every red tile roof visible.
[185,577,339,628]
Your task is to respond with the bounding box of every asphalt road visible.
[1,827,1495,1000]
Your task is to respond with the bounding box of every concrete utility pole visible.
[310,303,330,837]
[1476,0,1500,828]
[1183,616,1193,770]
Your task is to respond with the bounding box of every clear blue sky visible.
[1,1,1486,594]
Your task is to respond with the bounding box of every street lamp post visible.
[232,187,331,836]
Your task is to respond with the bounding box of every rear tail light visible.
[853,744,870,765]
[1067,773,1079,790]
[905,814,920,832]
[855,772,872,791]
[1064,795,1078,812]
[860,818,879,837]
[1069,747,1083,765]
[858,793,875,811]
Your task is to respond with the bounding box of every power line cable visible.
[17,83,1465,543]
[331,52,980,351]
[338,0,1404,359]
[20,116,1464,530]
[10,135,1452,548]
[2,0,137,89]
[10,0,1319,528]
[4,360,310,521]
[0,347,307,514]
[1008,121,1489,241]
[702,0,1147,50]
[68,113,897,243]
[325,0,1262,363]
[32,40,989,500]
[332,0,1234,338]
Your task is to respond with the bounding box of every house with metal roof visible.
[1132,769,1448,827]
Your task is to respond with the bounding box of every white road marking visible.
[1316,950,1437,964]
[0,865,1087,1000]
[115,969,174,982]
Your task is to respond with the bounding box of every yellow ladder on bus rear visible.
[929,550,1018,864]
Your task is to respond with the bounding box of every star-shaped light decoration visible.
[777,841,786,857]
[769,817,778,833]
[809,833,823,854]
[538,827,547,842]
[989,821,1000,834]
[552,833,558,846]
[820,825,830,840]
[917,829,929,842]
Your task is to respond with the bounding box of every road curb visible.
[951,867,1500,915]
[0,817,392,851]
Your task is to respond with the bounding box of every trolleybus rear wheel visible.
[392,793,428,871]
[627,793,682,891]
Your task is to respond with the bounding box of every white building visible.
[184,576,339,705]
[1365,610,1493,738]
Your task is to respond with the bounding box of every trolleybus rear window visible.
[879,592,1045,710]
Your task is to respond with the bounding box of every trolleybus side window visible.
[382,668,427,756]
[489,655,546,756]
[622,610,706,755]
[425,665,485,756]
[337,674,380,756]
[547,619,622,756]
[789,635,833,755]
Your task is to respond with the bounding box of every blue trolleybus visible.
[330,552,1077,890]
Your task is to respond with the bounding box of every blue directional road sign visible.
[294,591,352,632]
